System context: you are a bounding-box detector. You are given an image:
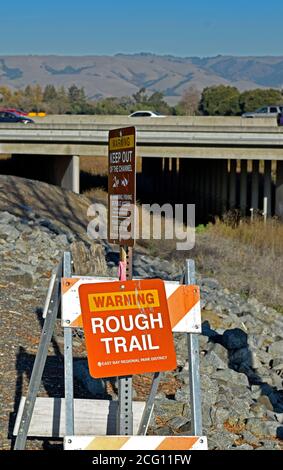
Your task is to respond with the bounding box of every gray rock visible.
[249,403,268,418]
[167,416,190,430]
[5,269,34,288]
[241,430,260,445]
[0,211,18,224]
[207,342,228,363]
[153,400,186,423]
[56,234,69,246]
[201,278,220,290]
[272,358,283,371]
[268,340,283,358]
[257,395,274,411]
[208,430,238,450]
[251,385,263,400]
[154,426,172,436]
[246,418,283,438]
[201,375,219,406]
[204,350,227,370]
[221,328,248,350]
[255,440,282,450]
[202,403,213,428]
[266,410,283,424]
[210,407,230,427]
[212,368,249,387]
[203,302,214,311]
[175,388,189,402]
[0,224,20,241]
[231,444,254,450]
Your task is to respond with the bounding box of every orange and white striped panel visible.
[61,277,115,328]
[64,435,207,450]
[164,281,201,333]
[61,277,201,332]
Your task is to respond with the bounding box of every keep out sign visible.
[79,279,177,378]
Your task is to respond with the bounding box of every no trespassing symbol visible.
[79,279,177,378]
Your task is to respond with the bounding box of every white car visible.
[242,105,283,118]
[128,110,166,117]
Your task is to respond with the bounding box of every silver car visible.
[242,105,283,118]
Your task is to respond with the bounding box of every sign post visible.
[108,126,136,246]
[108,126,136,434]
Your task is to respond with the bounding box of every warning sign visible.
[79,279,177,378]
[108,126,136,246]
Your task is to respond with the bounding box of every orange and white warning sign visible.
[62,278,201,332]
[64,435,208,450]
[78,279,177,378]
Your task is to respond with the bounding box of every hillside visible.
[1,54,283,104]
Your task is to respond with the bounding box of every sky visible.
[1,0,283,57]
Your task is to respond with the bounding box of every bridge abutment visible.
[263,160,272,216]
[53,155,80,194]
[275,160,283,218]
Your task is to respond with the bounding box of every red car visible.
[0,107,28,116]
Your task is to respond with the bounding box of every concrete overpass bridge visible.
[0,115,283,219]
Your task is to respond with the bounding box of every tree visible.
[175,86,201,115]
[43,85,57,102]
[55,86,71,114]
[67,85,91,114]
[92,97,130,115]
[146,91,171,114]
[239,88,283,113]
[199,85,241,116]
[132,87,147,104]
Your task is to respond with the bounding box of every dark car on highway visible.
[0,111,34,124]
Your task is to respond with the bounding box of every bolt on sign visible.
[79,279,177,378]
[108,126,136,246]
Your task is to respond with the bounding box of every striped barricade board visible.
[64,435,207,450]
[61,277,201,333]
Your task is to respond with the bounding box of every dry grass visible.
[81,185,283,311]
[186,218,283,310]
[212,218,283,257]
[80,156,108,176]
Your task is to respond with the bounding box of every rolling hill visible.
[1,53,283,104]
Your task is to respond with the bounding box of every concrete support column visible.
[153,157,163,200]
[54,155,80,193]
[240,160,248,215]
[163,158,170,200]
[215,160,223,215]
[206,160,213,218]
[199,160,206,220]
[275,160,283,218]
[221,160,228,214]
[142,157,152,175]
[263,160,272,216]
[178,158,188,203]
[171,158,177,202]
[210,161,217,214]
[251,160,259,211]
[229,159,237,210]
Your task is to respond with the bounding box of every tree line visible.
[0,83,282,116]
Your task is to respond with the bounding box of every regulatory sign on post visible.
[108,126,136,246]
[79,279,177,378]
